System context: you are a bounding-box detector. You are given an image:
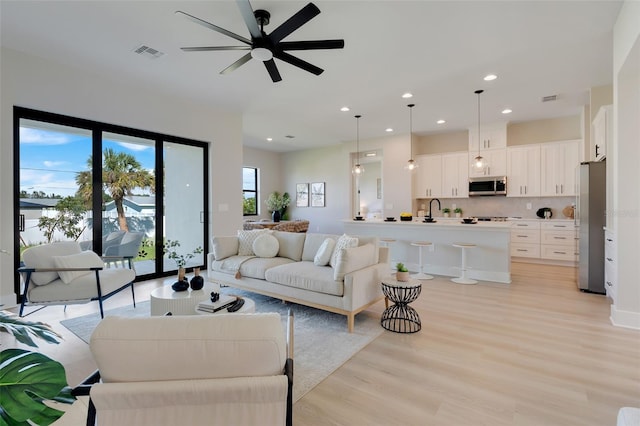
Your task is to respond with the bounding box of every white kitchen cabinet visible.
[506,145,541,197]
[592,105,612,161]
[441,152,468,198]
[540,221,578,262]
[604,228,617,302]
[540,140,581,196]
[468,148,507,177]
[510,221,541,258]
[469,122,507,152]
[413,154,442,198]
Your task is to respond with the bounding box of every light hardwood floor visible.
[3,262,638,425]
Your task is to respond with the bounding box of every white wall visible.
[610,1,640,328]
[0,47,243,307]
[243,146,283,221]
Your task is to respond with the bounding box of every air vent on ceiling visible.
[285,135,295,139]
[542,95,557,102]
[133,45,165,59]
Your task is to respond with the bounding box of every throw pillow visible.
[52,251,105,284]
[237,229,271,256]
[252,234,280,258]
[212,236,239,261]
[314,238,336,266]
[330,234,359,268]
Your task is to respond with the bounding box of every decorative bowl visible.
[386,217,395,221]
[424,217,435,223]
[462,217,475,224]
[400,216,412,222]
[354,216,364,221]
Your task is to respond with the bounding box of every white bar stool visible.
[380,238,396,272]
[410,241,433,280]
[451,242,477,284]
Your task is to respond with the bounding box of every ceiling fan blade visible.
[269,3,320,44]
[181,46,251,52]
[279,39,345,51]
[274,51,323,75]
[236,0,262,40]
[175,10,251,45]
[264,59,282,83]
[220,53,252,75]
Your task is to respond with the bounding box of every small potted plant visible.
[454,207,463,218]
[163,239,203,291]
[396,262,410,282]
[265,191,291,222]
[442,207,451,218]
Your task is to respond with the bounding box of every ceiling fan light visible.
[251,47,273,61]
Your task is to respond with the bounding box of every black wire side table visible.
[380,276,422,333]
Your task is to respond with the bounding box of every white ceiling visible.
[1,1,622,152]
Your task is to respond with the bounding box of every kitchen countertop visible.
[344,218,512,229]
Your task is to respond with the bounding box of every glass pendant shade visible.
[405,104,418,171]
[472,89,488,173]
[352,115,364,175]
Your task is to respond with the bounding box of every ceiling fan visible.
[176,0,345,83]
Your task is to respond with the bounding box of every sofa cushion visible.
[355,236,380,264]
[240,257,294,280]
[212,236,239,261]
[265,261,344,296]
[333,243,377,281]
[314,238,335,266]
[301,233,337,261]
[252,234,279,258]
[272,231,306,261]
[22,241,82,286]
[330,234,359,268]
[52,251,105,284]
[237,229,271,256]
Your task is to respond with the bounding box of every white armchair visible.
[18,241,136,318]
[73,312,294,426]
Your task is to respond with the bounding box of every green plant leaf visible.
[0,311,62,348]
[0,349,74,425]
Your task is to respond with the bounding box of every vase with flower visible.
[265,191,291,222]
[163,239,203,291]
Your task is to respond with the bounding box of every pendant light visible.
[352,115,364,175]
[472,89,488,173]
[404,104,418,171]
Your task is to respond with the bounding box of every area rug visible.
[60,289,383,401]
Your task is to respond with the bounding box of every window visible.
[242,167,258,216]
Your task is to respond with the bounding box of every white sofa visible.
[79,313,293,426]
[207,230,389,332]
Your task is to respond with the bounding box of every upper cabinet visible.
[468,148,507,177]
[413,154,442,198]
[469,122,507,152]
[441,152,469,198]
[507,145,541,197]
[540,140,581,196]
[592,105,612,161]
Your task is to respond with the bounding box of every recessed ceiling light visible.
[484,74,497,81]
[402,93,413,99]
[437,119,446,124]
[385,128,393,132]
[266,137,273,141]
[340,106,350,112]
[501,109,512,114]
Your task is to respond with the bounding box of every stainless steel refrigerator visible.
[576,161,606,294]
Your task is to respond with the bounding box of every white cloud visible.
[118,142,149,152]
[20,128,71,145]
[43,160,67,168]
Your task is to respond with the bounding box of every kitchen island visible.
[343,219,511,283]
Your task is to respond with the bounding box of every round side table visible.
[380,276,422,333]
[150,281,218,316]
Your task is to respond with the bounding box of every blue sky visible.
[20,126,155,198]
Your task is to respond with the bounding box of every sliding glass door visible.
[14,107,208,300]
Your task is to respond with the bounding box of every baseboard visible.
[610,304,640,330]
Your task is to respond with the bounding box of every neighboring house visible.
[103,196,156,218]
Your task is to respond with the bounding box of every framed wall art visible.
[296,183,309,207]
[311,182,325,207]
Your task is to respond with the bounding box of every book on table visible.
[197,295,237,313]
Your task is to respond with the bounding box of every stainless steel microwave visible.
[468,176,507,196]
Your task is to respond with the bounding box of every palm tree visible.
[76,148,154,231]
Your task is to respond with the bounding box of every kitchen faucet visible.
[429,198,441,219]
